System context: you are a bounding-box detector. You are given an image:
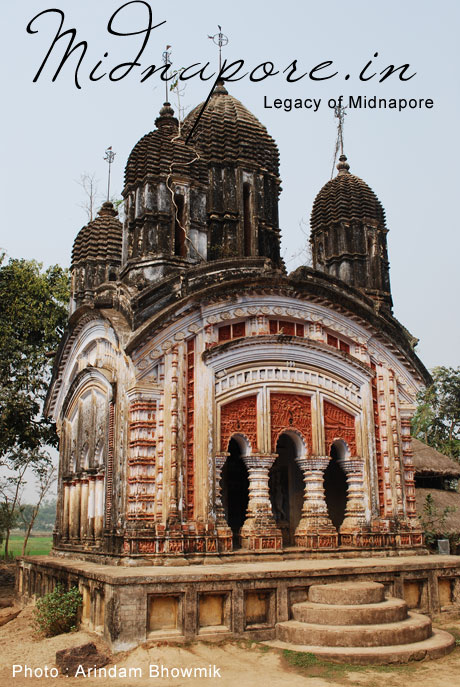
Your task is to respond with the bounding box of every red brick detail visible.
[270,393,312,451]
[220,395,258,451]
[186,338,195,520]
[269,319,304,336]
[371,363,385,515]
[105,400,114,524]
[323,400,357,455]
[127,400,156,520]
[218,321,246,342]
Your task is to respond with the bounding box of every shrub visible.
[33,583,82,636]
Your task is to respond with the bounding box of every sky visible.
[1,1,459,499]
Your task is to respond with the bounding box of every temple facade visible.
[46,82,430,562]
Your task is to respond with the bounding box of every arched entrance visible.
[269,433,304,546]
[220,438,249,549]
[323,441,348,530]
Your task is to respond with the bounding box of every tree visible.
[412,366,460,460]
[20,464,56,555]
[76,172,100,222]
[0,256,69,555]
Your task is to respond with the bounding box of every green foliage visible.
[33,584,82,636]
[412,366,460,460]
[419,493,458,550]
[0,256,70,457]
[18,499,56,532]
[1,535,52,558]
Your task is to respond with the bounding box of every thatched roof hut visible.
[416,488,460,536]
[412,438,460,477]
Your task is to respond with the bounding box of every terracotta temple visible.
[45,81,431,563]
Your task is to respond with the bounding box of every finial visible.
[208,25,229,71]
[337,154,350,174]
[98,201,117,217]
[331,106,347,179]
[162,45,172,103]
[103,147,116,201]
[155,101,178,132]
[214,79,228,95]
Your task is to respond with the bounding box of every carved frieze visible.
[220,395,258,451]
[270,393,312,451]
[323,400,357,455]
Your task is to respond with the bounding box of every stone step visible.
[308,581,385,606]
[265,628,455,665]
[276,611,432,647]
[292,597,408,625]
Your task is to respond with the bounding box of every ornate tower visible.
[310,154,392,311]
[121,103,208,286]
[70,201,122,314]
[182,81,283,266]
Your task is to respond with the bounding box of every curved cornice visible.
[203,335,373,388]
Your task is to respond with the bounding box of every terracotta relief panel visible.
[220,395,258,451]
[323,400,357,455]
[270,393,312,451]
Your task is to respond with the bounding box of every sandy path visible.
[0,604,459,687]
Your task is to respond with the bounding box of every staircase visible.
[267,581,455,664]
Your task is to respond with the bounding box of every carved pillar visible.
[240,454,282,551]
[294,456,336,547]
[88,476,96,539]
[69,480,81,540]
[94,474,104,539]
[338,458,366,533]
[80,478,89,540]
[214,453,233,551]
[62,482,70,539]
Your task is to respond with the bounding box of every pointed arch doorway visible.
[269,433,304,546]
[220,438,250,549]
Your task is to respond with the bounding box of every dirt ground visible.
[1,564,460,687]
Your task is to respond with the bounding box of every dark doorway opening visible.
[269,433,304,546]
[323,443,348,530]
[221,438,249,549]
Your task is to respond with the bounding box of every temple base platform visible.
[16,554,460,652]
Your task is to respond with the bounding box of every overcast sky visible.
[1,1,459,499]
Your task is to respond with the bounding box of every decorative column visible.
[400,408,424,548]
[214,453,233,551]
[62,481,70,539]
[87,475,96,539]
[69,480,81,540]
[240,454,282,551]
[80,477,89,540]
[94,474,104,539]
[338,458,366,536]
[294,456,337,548]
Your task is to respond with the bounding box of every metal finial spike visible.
[104,147,116,202]
[162,45,172,103]
[331,106,347,179]
[208,25,229,71]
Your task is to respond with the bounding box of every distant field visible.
[1,534,53,558]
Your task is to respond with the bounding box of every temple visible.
[44,81,432,561]
[16,82,460,656]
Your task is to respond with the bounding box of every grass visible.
[281,648,419,681]
[1,534,53,559]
